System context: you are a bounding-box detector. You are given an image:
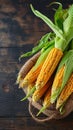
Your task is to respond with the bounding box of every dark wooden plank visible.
[0,0,50,47]
[0,45,34,117]
[0,117,73,130]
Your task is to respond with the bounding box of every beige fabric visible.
[23,88,73,122]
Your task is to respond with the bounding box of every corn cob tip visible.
[56,103,60,110]
[56,100,63,110]
[21,87,36,101]
[16,74,21,84]
[51,87,60,104]
[32,94,39,102]
[20,96,28,101]
[35,84,40,90]
[59,104,65,115]
[32,95,37,102]
[35,83,43,90]
[19,79,28,88]
[50,95,57,104]
[36,106,46,116]
[50,98,55,104]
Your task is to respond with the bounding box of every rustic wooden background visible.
[0,0,73,130]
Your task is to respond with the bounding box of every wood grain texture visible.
[0,0,50,47]
[0,117,73,130]
[0,45,33,117]
[0,0,73,130]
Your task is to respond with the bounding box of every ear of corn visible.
[17,3,73,116]
[21,86,36,101]
[51,65,64,103]
[19,63,42,88]
[43,87,51,108]
[19,44,54,88]
[51,50,73,104]
[32,75,54,102]
[35,47,63,90]
[32,82,49,102]
[37,86,51,116]
[27,83,35,95]
[56,73,73,109]
[16,51,40,84]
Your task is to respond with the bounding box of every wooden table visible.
[0,0,73,130]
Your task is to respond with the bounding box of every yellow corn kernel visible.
[19,63,42,88]
[36,86,51,116]
[56,73,73,109]
[43,86,51,108]
[27,83,35,95]
[32,75,53,102]
[17,51,40,84]
[36,48,63,90]
[51,65,65,94]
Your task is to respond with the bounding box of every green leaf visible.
[61,51,73,91]
[34,43,54,69]
[51,88,61,103]
[41,39,55,53]
[19,33,54,60]
[56,51,71,73]
[59,103,65,115]
[63,4,73,34]
[36,106,46,116]
[69,39,73,50]
[30,4,64,39]
[21,87,36,101]
[54,2,63,29]
[51,50,73,103]
[57,50,73,92]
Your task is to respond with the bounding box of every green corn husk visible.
[36,106,47,116]
[51,50,73,103]
[30,4,73,52]
[35,41,54,67]
[30,4,64,40]
[21,86,36,101]
[17,39,54,86]
[19,32,55,60]
[37,87,51,116]
[19,39,55,88]
[54,2,68,30]
[69,39,73,50]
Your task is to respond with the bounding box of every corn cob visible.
[37,87,51,116]
[32,83,48,102]
[19,63,42,88]
[51,65,65,103]
[21,85,36,101]
[19,44,54,88]
[56,73,73,109]
[27,83,35,95]
[17,32,54,85]
[17,51,40,84]
[35,48,63,90]
[51,50,73,104]
[30,4,73,92]
[32,75,54,102]
[43,87,51,108]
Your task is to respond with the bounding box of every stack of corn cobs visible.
[17,3,73,116]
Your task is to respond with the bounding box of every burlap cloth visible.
[23,88,73,122]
